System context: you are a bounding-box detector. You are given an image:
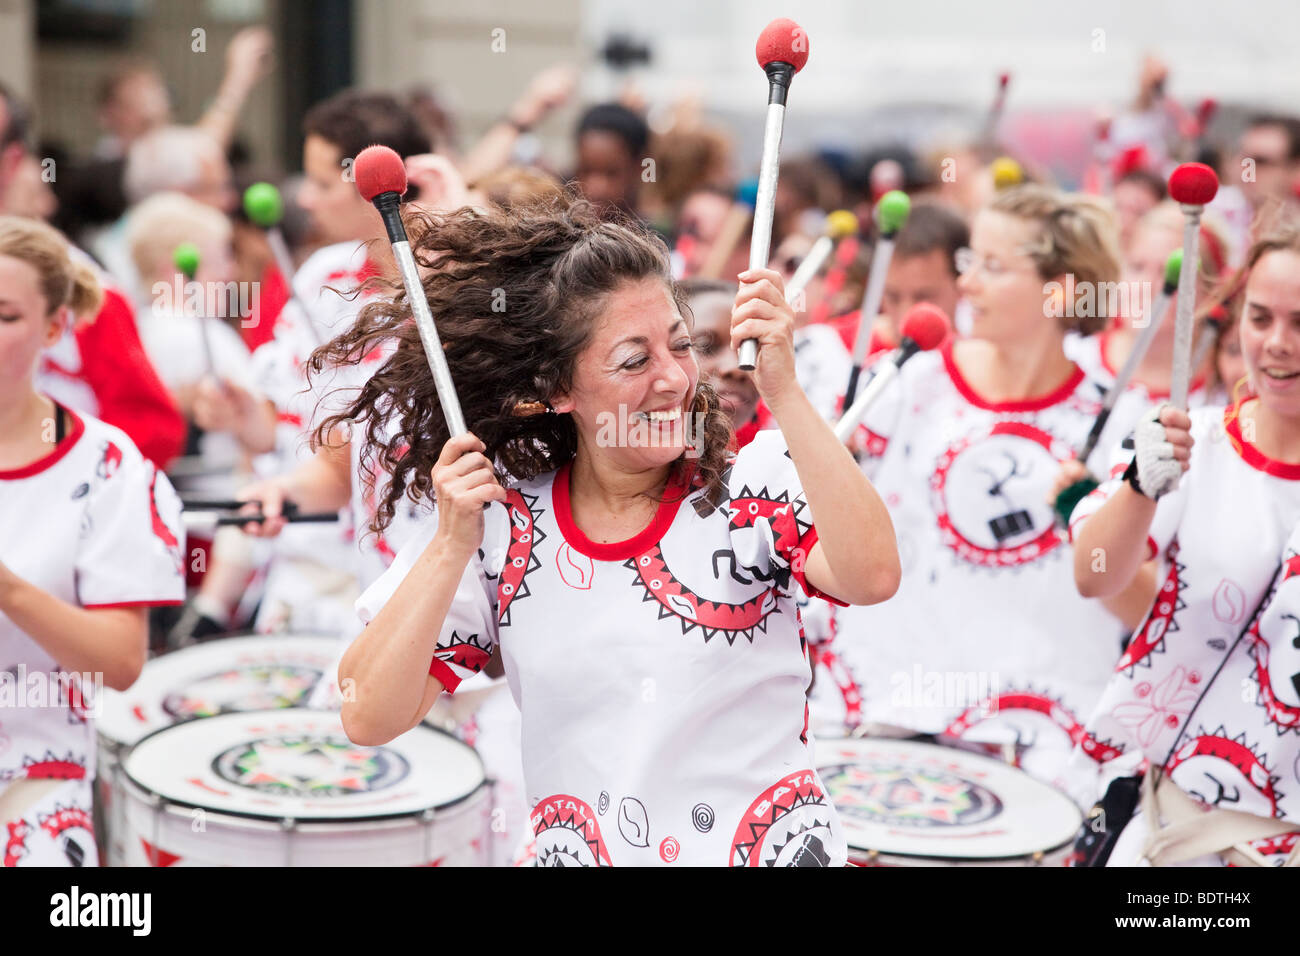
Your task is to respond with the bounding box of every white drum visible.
[817,737,1082,866]
[96,633,341,866]
[119,709,490,867]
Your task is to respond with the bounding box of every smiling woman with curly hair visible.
[325,197,899,867]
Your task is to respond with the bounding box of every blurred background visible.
[3,0,1295,185]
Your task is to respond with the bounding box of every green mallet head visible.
[173,242,200,279]
[243,182,283,229]
[876,190,911,237]
[1164,248,1184,289]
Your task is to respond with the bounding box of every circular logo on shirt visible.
[38,804,95,867]
[529,794,613,867]
[1166,731,1281,818]
[212,735,409,797]
[931,421,1069,568]
[730,770,836,867]
[1247,554,1300,734]
[944,689,1092,759]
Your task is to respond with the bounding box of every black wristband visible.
[1123,458,1150,499]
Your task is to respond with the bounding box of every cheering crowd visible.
[2,21,1300,867]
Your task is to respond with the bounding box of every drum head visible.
[99,634,341,747]
[816,737,1081,861]
[122,709,485,822]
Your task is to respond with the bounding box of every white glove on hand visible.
[1132,404,1184,498]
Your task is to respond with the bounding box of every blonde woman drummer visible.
[834,186,1147,787]
[0,217,185,867]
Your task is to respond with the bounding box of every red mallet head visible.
[354,145,407,202]
[997,71,1011,90]
[1168,162,1219,207]
[901,303,951,351]
[755,18,809,73]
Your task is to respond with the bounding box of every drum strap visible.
[1140,774,1300,867]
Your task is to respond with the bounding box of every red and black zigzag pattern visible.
[1117,540,1187,674]
[496,489,546,627]
[727,484,813,558]
[435,630,494,676]
[624,544,781,645]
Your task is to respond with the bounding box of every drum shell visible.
[118,775,492,867]
[819,736,1082,867]
[95,634,349,867]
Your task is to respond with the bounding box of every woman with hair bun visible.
[1068,220,1300,866]
[0,217,185,867]
[325,200,900,867]
[832,185,1148,787]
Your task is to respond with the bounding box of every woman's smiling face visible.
[553,277,701,471]
[1240,248,1300,417]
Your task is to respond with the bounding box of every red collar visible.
[553,463,691,561]
[1225,406,1300,480]
[0,403,86,480]
[941,340,1085,412]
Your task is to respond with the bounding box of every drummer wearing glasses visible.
[316,200,900,867]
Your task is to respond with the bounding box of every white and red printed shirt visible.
[1065,329,1212,410]
[831,342,1146,788]
[0,407,185,783]
[359,432,849,866]
[1065,406,1300,829]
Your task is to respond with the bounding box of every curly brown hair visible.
[310,199,733,535]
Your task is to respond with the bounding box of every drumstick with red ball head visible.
[353,145,467,437]
[785,209,858,304]
[1167,162,1219,409]
[243,182,320,345]
[844,190,911,404]
[835,303,950,444]
[739,17,810,371]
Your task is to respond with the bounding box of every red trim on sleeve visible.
[553,463,691,561]
[941,339,1086,412]
[428,656,463,693]
[1146,536,1159,561]
[82,600,184,610]
[0,404,86,479]
[788,528,848,607]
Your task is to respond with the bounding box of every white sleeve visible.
[1067,407,1189,562]
[76,439,186,608]
[727,430,845,605]
[354,502,509,692]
